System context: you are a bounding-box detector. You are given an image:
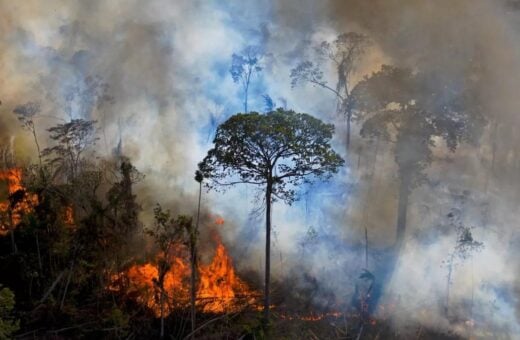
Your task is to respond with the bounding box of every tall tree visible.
[198,109,344,325]
[291,32,370,149]
[105,158,143,268]
[41,119,98,181]
[230,45,263,112]
[442,212,483,317]
[13,102,43,167]
[356,65,485,252]
[146,206,190,339]
[189,170,203,339]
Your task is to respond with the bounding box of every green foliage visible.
[198,108,344,204]
[0,285,20,339]
[146,205,190,254]
[146,205,191,289]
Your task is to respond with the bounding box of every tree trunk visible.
[10,229,16,254]
[8,209,17,254]
[60,260,75,310]
[445,255,454,317]
[189,240,197,339]
[244,65,254,113]
[190,182,202,339]
[263,180,272,326]
[365,228,369,269]
[244,81,249,113]
[36,232,43,275]
[395,176,410,251]
[160,287,165,339]
[346,110,352,150]
[32,127,43,168]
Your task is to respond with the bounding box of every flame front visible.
[197,240,257,313]
[0,168,38,235]
[113,237,258,316]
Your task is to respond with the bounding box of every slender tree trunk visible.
[469,256,474,339]
[36,232,43,275]
[445,255,454,317]
[244,69,251,113]
[395,177,410,251]
[365,228,369,269]
[31,127,42,168]
[244,84,249,113]
[10,230,16,254]
[190,181,202,339]
[160,286,165,339]
[485,119,499,194]
[263,180,272,326]
[9,209,16,254]
[346,110,352,150]
[60,260,74,309]
[39,271,65,303]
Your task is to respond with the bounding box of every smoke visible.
[1,0,520,336]
[319,0,520,336]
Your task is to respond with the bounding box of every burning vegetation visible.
[3,1,520,338]
[111,234,259,316]
[0,168,38,236]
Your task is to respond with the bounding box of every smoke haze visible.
[1,0,520,337]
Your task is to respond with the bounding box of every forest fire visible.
[112,235,259,316]
[0,168,37,235]
[4,1,520,338]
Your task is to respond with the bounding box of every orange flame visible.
[112,237,258,316]
[197,239,256,313]
[63,206,75,226]
[0,168,38,235]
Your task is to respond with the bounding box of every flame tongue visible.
[0,168,38,235]
[0,168,23,194]
[115,236,258,316]
[197,240,255,313]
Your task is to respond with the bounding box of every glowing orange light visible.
[0,168,38,235]
[112,235,258,316]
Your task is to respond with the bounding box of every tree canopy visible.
[230,45,263,112]
[198,109,344,204]
[291,32,370,149]
[198,108,344,324]
[356,64,485,188]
